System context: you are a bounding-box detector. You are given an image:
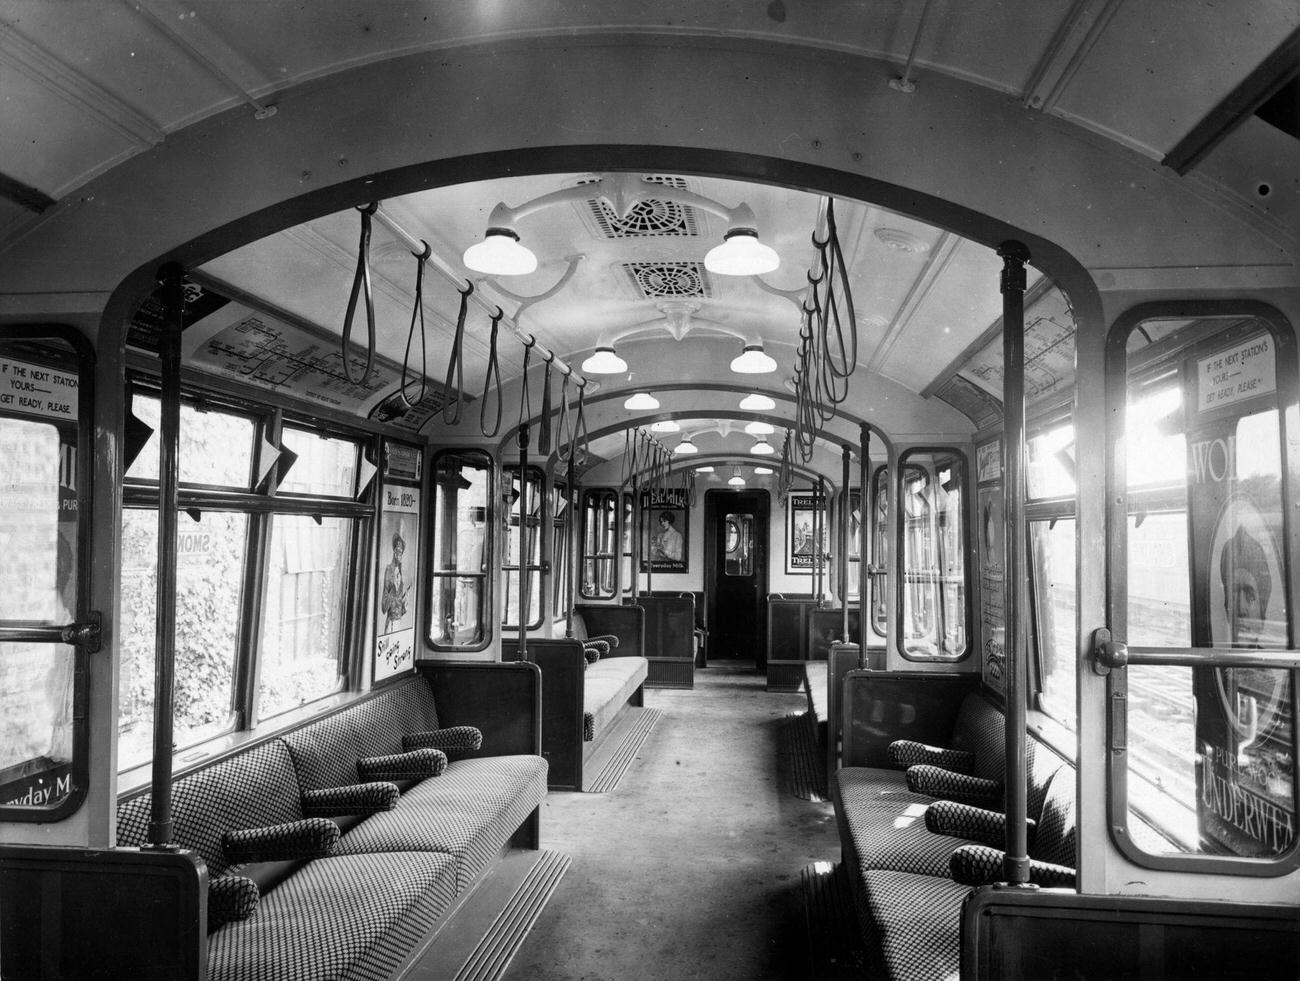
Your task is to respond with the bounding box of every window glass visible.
[256,514,350,718]
[118,508,244,770]
[1031,518,1077,728]
[126,392,255,488]
[1116,315,1296,861]
[844,490,862,601]
[429,452,490,649]
[900,452,968,659]
[278,428,358,497]
[620,493,633,594]
[552,484,571,619]
[581,489,617,599]
[869,467,889,637]
[725,513,754,576]
[502,469,542,628]
[0,414,78,804]
[1027,420,1076,500]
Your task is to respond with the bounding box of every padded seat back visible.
[1030,767,1077,868]
[283,675,440,791]
[1025,737,1065,824]
[950,694,1007,781]
[116,739,306,878]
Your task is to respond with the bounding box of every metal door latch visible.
[1091,627,1127,676]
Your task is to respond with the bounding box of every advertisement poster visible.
[977,482,1006,693]
[976,438,1002,485]
[640,486,689,573]
[786,492,826,574]
[374,483,420,682]
[1185,336,1293,857]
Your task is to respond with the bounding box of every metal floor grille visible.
[584,707,662,793]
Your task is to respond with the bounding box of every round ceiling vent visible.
[874,227,929,253]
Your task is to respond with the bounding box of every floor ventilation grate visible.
[584,707,662,792]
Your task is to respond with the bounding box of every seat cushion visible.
[582,656,648,741]
[334,755,548,892]
[208,851,458,981]
[861,870,970,981]
[835,767,977,876]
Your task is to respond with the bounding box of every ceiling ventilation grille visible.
[624,261,710,299]
[582,175,700,238]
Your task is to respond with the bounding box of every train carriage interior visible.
[1,3,1298,979]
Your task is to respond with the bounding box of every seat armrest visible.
[208,874,260,927]
[950,844,1076,888]
[403,726,484,753]
[925,800,1036,849]
[889,739,975,773]
[905,764,1002,805]
[222,817,339,865]
[358,748,447,781]
[302,782,399,817]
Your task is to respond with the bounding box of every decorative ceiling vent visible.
[579,175,700,238]
[624,261,711,299]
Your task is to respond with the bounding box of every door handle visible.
[1091,627,1127,676]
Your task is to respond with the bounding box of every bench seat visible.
[209,851,459,981]
[334,754,548,891]
[584,655,649,742]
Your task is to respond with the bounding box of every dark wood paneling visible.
[421,660,541,757]
[840,671,980,769]
[577,603,645,659]
[503,638,586,791]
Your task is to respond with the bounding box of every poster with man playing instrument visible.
[375,483,420,682]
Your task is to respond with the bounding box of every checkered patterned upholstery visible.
[404,725,483,754]
[861,869,969,981]
[835,769,978,877]
[208,875,260,928]
[301,782,399,817]
[949,845,1076,888]
[905,764,1002,805]
[223,817,340,865]
[116,739,306,879]
[925,800,1035,850]
[888,740,975,773]
[582,656,647,742]
[333,755,548,892]
[358,748,447,781]
[950,694,1006,781]
[207,851,458,981]
[583,640,609,663]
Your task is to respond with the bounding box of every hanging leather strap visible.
[341,203,377,385]
[479,309,504,438]
[399,241,432,408]
[537,356,554,456]
[442,283,473,425]
[555,372,573,462]
[516,341,533,449]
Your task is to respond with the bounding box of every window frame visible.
[426,448,494,654]
[119,377,372,764]
[895,447,972,663]
[1105,300,1300,876]
[501,464,545,630]
[580,487,619,600]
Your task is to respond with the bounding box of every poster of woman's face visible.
[640,488,688,572]
[1210,496,1285,650]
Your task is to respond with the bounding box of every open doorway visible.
[704,489,770,664]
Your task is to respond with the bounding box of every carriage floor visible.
[503,661,848,981]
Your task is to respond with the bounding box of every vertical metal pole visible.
[815,476,827,605]
[565,479,577,638]
[999,241,1031,885]
[840,444,851,641]
[631,472,641,601]
[517,425,530,661]
[859,425,871,662]
[148,263,183,848]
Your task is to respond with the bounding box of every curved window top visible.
[428,449,492,652]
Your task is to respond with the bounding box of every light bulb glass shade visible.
[728,475,747,486]
[744,421,775,436]
[729,344,778,374]
[650,419,681,433]
[624,392,660,410]
[463,227,537,276]
[754,466,774,475]
[581,346,628,374]
[749,439,775,455]
[674,438,698,455]
[739,393,776,411]
[704,228,780,276]
[694,465,714,473]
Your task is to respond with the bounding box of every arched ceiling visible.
[1,2,1295,481]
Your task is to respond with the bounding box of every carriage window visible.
[502,467,543,628]
[581,489,618,599]
[428,451,491,651]
[1110,310,1298,869]
[1031,518,1077,728]
[620,493,633,595]
[256,514,350,718]
[0,335,91,819]
[125,393,255,488]
[725,513,755,576]
[843,490,862,601]
[869,467,889,637]
[899,450,969,660]
[278,428,359,498]
[118,508,245,770]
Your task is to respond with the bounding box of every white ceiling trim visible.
[1022,0,1125,114]
[864,232,960,374]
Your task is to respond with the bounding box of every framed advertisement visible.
[785,491,827,574]
[640,486,689,573]
[374,482,420,682]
